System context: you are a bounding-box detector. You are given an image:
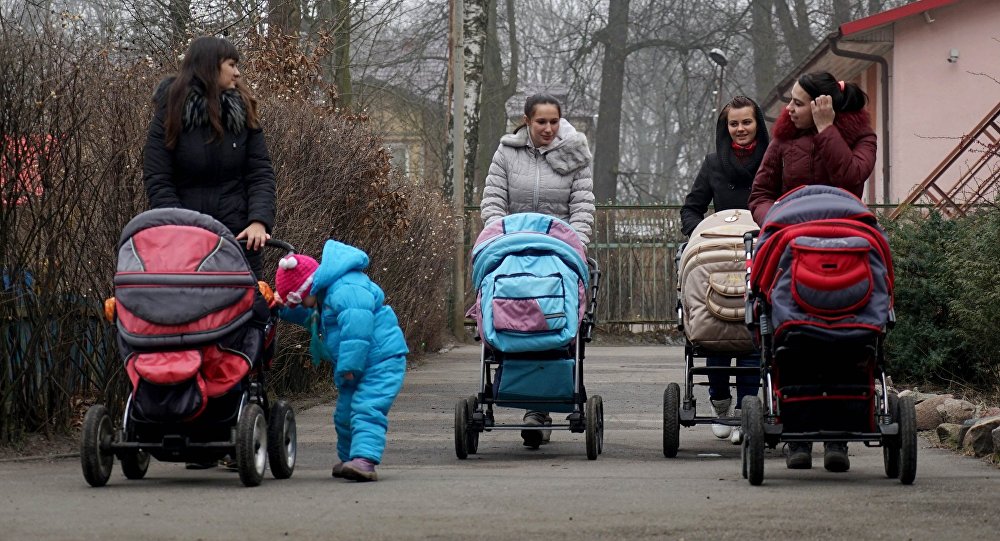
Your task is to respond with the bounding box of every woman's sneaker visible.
[521,411,551,447]
[729,426,743,445]
[340,458,378,482]
[710,398,732,439]
[331,461,345,478]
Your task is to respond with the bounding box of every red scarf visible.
[731,140,757,163]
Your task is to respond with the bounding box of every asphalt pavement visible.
[1,344,998,540]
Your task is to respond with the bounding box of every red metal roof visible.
[840,0,963,36]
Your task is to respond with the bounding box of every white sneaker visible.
[710,398,732,439]
[729,426,743,445]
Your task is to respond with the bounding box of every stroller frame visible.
[738,231,917,486]
[455,258,603,460]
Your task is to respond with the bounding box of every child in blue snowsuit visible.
[275,239,408,482]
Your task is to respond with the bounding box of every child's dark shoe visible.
[331,461,345,478]
[340,458,378,482]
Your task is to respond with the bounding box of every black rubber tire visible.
[883,392,901,479]
[81,405,114,487]
[454,398,469,459]
[586,395,603,460]
[662,383,680,458]
[236,403,267,487]
[466,395,479,455]
[898,394,918,485]
[120,450,150,480]
[267,400,297,480]
[742,396,765,486]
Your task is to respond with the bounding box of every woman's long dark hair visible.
[162,36,259,149]
[797,71,868,113]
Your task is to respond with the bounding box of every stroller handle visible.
[238,238,296,253]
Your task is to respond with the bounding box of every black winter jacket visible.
[143,78,276,239]
[680,102,769,236]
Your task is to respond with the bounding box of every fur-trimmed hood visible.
[153,77,247,135]
[772,107,872,144]
[500,118,592,175]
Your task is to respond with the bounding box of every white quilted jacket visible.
[480,119,595,244]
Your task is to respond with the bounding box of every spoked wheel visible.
[120,449,150,480]
[454,398,470,459]
[267,400,297,479]
[585,395,604,460]
[81,405,115,487]
[466,395,480,455]
[883,392,901,479]
[741,396,765,486]
[662,383,680,458]
[898,394,918,485]
[236,403,267,487]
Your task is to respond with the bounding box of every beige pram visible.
[663,209,759,457]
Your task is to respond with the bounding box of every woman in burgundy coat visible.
[747,72,877,473]
[748,72,876,226]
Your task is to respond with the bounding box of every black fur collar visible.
[181,83,246,135]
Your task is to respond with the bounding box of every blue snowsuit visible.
[280,240,408,464]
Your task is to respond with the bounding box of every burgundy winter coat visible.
[748,107,876,225]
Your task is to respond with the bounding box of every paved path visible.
[1,345,998,540]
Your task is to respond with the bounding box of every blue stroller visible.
[457,213,603,459]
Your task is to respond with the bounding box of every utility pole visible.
[450,0,467,339]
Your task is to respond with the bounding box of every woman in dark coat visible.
[680,96,769,445]
[143,36,276,279]
[748,71,877,473]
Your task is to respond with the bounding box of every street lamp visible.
[708,48,728,115]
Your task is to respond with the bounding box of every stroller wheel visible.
[883,392,901,479]
[236,403,267,487]
[662,383,680,458]
[466,396,480,455]
[741,396,765,486]
[120,449,150,480]
[898,394,918,485]
[454,398,470,459]
[586,395,604,460]
[81,405,115,487]
[267,400,297,479]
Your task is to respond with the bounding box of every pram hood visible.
[114,208,258,348]
[471,213,589,289]
[757,185,882,248]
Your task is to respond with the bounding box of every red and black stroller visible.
[81,208,297,487]
[740,185,916,485]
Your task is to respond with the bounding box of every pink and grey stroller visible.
[457,213,603,459]
[81,208,296,487]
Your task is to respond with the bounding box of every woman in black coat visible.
[679,95,769,444]
[143,36,276,279]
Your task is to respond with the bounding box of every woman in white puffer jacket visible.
[480,94,595,245]
[479,94,595,447]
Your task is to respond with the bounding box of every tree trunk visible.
[591,0,630,205]
[751,0,777,101]
[473,0,518,205]
[774,0,813,65]
[867,0,884,16]
[270,0,301,37]
[332,0,352,109]
[168,0,191,50]
[462,0,489,205]
[832,0,853,26]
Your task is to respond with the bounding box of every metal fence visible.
[463,205,687,330]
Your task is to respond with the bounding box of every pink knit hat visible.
[275,253,319,307]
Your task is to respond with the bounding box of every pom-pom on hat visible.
[275,253,319,307]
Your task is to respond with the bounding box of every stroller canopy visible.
[114,208,258,347]
[470,213,589,353]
